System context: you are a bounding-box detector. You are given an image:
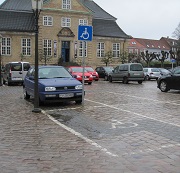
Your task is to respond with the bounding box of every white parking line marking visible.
[107,92,180,106]
[41,110,118,157]
[85,99,180,127]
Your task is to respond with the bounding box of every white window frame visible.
[1,37,11,55]
[79,41,87,57]
[61,17,71,27]
[79,19,88,26]
[62,0,71,9]
[97,42,105,57]
[21,38,31,56]
[43,16,53,26]
[112,43,120,58]
[43,39,52,56]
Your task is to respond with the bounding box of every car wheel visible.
[23,87,30,99]
[104,75,108,81]
[7,80,12,86]
[3,79,6,85]
[123,77,128,84]
[159,80,169,92]
[145,75,150,81]
[138,80,142,84]
[88,82,92,85]
[75,100,82,104]
[109,76,112,82]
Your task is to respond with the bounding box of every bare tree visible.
[172,23,180,39]
[156,51,169,68]
[128,53,141,63]
[119,51,128,64]
[141,50,156,67]
[101,51,113,66]
[169,50,180,66]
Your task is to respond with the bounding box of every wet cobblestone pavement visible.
[0,80,180,173]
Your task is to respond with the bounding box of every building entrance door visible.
[61,41,70,62]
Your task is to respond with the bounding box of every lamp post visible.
[32,0,42,113]
[0,34,2,86]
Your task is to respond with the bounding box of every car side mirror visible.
[29,76,35,80]
[72,75,77,78]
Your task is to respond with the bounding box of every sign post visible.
[78,25,93,105]
[171,59,176,69]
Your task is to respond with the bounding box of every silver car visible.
[143,68,161,80]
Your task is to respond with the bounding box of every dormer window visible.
[147,45,149,47]
[152,45,154,47]
[132,42,136,45]
[62,0,71,10]
[158,46,160,48]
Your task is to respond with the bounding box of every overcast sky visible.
[0,0,179,40]
[94,0,180,40]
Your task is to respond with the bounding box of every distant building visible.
[127,37,171,61]
[0,0,130,67]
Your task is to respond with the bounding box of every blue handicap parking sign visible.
[78,25,93,41]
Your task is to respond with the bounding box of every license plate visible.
[12,78,22,80]
[59,93,74,98]
[134,73,140,75]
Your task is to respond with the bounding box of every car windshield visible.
[39,67,72,79]
[71,67,87,73]
[159,68,170,73]
[85,67,94,72]
[104,67,114,72]
[151,68,160,72]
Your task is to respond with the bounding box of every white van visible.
[2,62,30,85]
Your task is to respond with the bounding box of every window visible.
[79,19,88,25]
[21,38,31,56]
[43,16,53,26]
[97,42,105,57]
[1,37,11,55]
[79,41,87,57]
[62,0,71,9]
[61,17,71,27]
[112,43,120,57]
[43,39,52,56]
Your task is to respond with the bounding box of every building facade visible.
[0,0,130,68]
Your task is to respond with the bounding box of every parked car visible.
[108,63,144,84]
[158,68,171,76]
[143,68,161,80]
[95,66,114,81]
[2,62,30,85]
[157,66,180,92]
[23,66,83,104]
[84,66,99,81]
[67,66,93,85]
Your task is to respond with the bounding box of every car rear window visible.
[130,64,143,71]
[11,63,22,71]
[151,68,159,72]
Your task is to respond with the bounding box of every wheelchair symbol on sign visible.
[80,28,89,40]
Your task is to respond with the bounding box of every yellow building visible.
[0,0,130,68]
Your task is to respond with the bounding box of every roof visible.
[0,0,129,38]
[93,19,129,38]
[0,0,32,11]
[133,38,170,50]
[80,0,116,20]
[0,10,35,32]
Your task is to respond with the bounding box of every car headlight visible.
[45,87,56,91]
[75,85,82,89]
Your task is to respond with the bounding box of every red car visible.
[84,66,99,81]
[67,66,93,85]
